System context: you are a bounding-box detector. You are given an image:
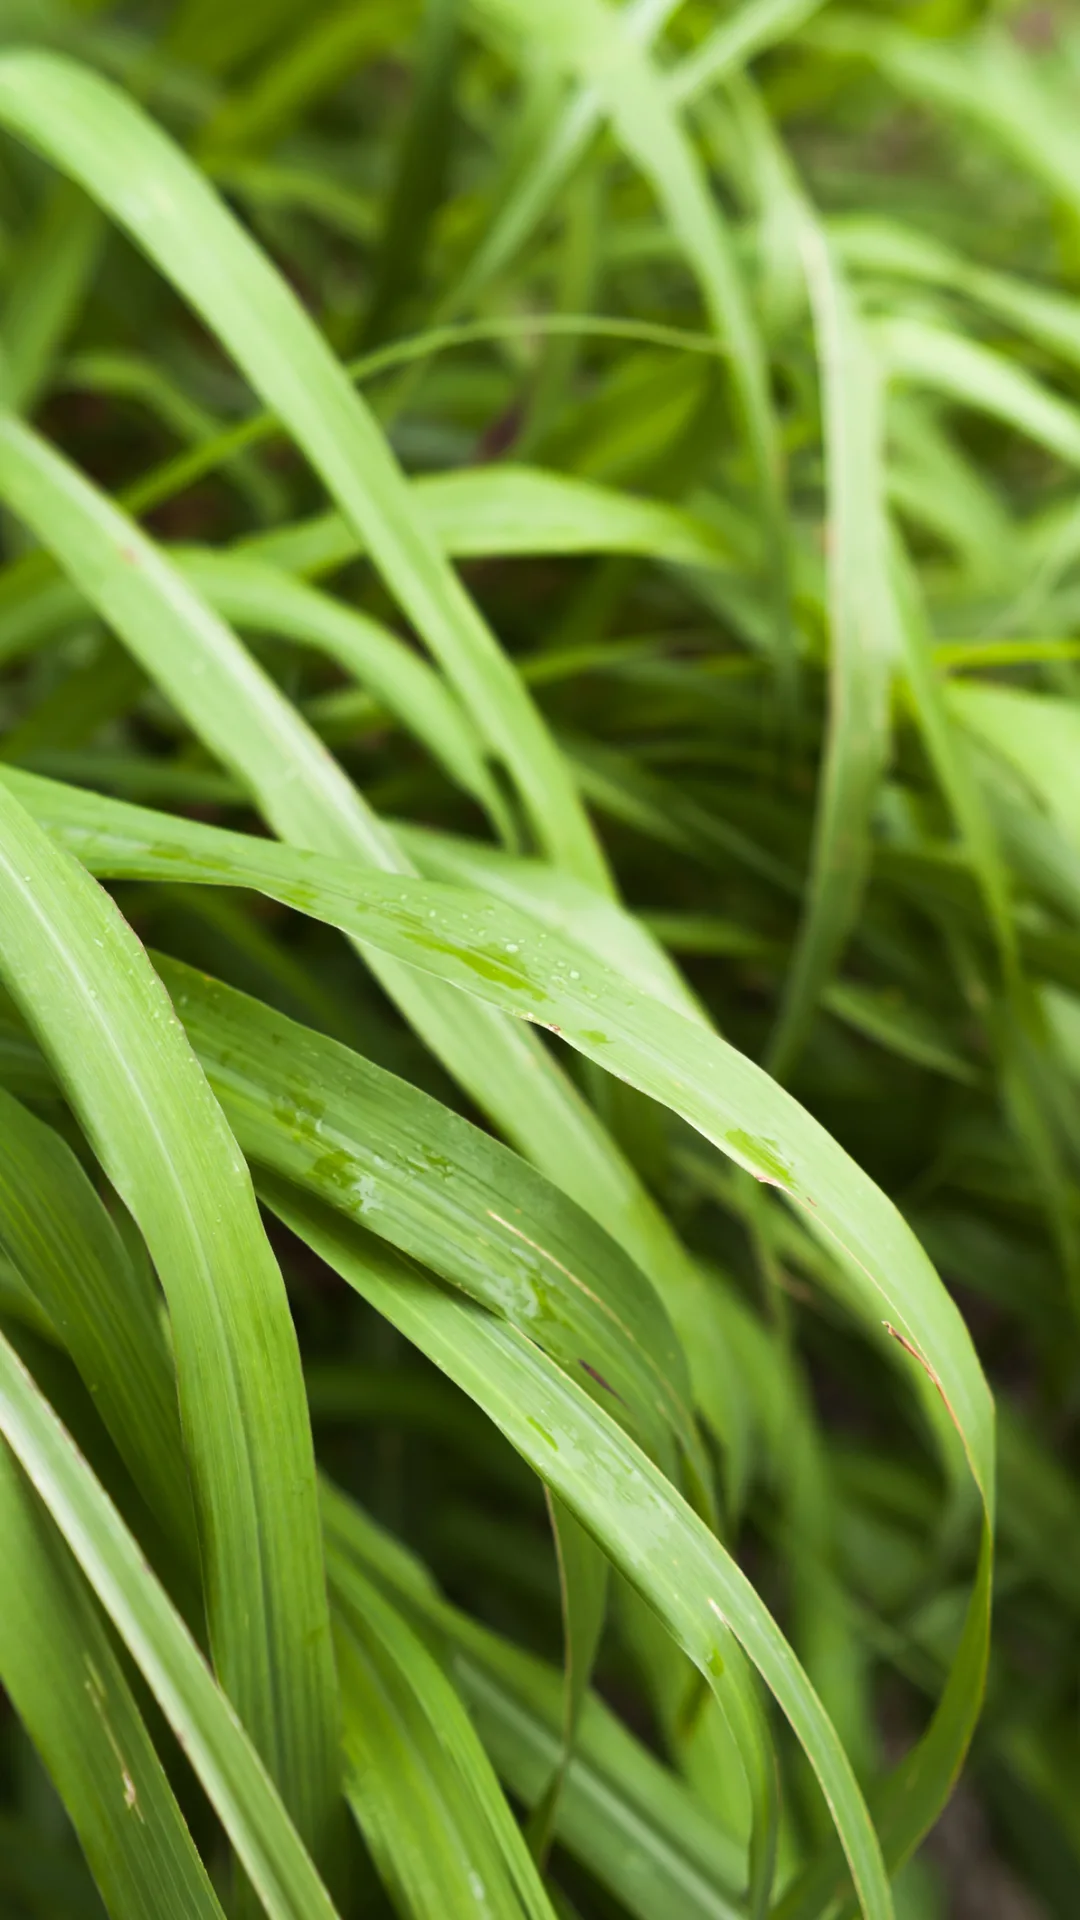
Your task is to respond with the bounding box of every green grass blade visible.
[394,821,703,1018]
[527,1495,609,1862]
[0,47,606,883]
[0,776,341,1872]
[668,0,826,106]
[0,1442,225,1920]
[0,179,101,414]
[0,410,735,1527]
[334,1560,557,1920]
[0,1321,342,1920]
[767,217,894,1080]
[877,316,1080,469]
[173,549,508,832]
[241,464,733,576]
[323,1485,747,1920]
[0,1085,197,1565]
[264,1189,893,1920]
[474,0,791,680]
[155,953,698,1482]
[4,768,993,1508]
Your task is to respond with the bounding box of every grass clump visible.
[0,3,1077,1917]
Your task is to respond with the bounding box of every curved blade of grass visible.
[472,0,791,682]
[529,1495,609,1862]
[444,0,679,311]
[0,1085,197,1565]
[0,179,101,415]
[0,47,606,884]
[155,953,699,1482]
[240,463,733,578]
[877,317,1080,469]
[767,217,895,1079]
[0,776,341,1871]
[0,1441,225,1920]
[174,548,508,832]
[265,1188,891,1920]
[7,770,994,1904]
[835,217,1080,380]
[0,1321,342,1920]
[667,0,827,108]
[0,961,742,1918]
[394,820,703,1019]
[0,405,740,1537]
[4,766,993,1507]
[334,1557,558,1920]
[323,1484,747,1920]
[57,350,281,521]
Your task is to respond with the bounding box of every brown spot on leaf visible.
[580,1360,624,1402]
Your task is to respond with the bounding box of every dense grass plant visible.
[0,2,1078,1916]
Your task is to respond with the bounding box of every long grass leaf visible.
[323,1484,748,1920]
[334,1559,557,1920]
[473,0,791,679]
[767,215,894,1078]
[0,48,606,883]
[4,765,994,1507]
[0,1085,197,1564]
[0,408,736,1538]
[0,1443,224,1920]
[0,776,341,1870]
[877,317,1080,468]
[153,952,699,1481]
[265,1188,893,1920]
[0,1321,342,1920]
[240,464,733,576]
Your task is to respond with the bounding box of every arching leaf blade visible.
[0,775,341,1873]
